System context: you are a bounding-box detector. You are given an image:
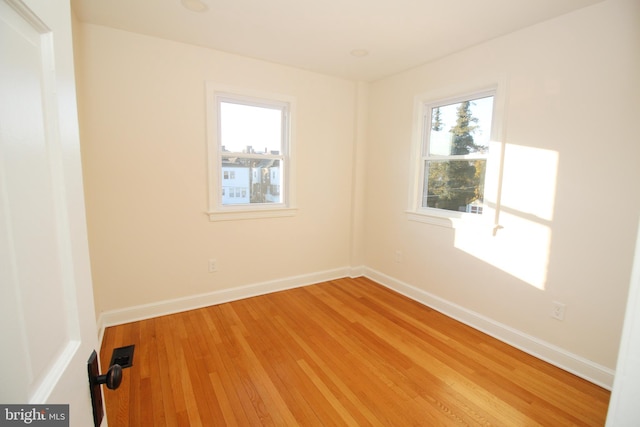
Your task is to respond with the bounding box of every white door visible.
[0,0,102,425]
[606,218,640,425]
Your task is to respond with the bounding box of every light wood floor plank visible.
[100,277,610,426]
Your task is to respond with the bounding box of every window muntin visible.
[420,93,495,215]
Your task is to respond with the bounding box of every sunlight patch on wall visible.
[454,145,559,290]
[500,144,558,222]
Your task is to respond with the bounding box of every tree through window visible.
[421,93,494,214]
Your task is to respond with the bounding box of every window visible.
[408,82,505,228]
[206,85,297,221]
[423,93,493,212]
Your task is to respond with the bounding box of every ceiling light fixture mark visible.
[350,49,370,58]
[181,0,208,13]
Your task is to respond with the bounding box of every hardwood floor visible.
[100,277,610,426]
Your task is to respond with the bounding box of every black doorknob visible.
[93,363,123,390]
[88,350,124,427]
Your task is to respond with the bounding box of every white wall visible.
[75,24,358,316]
[365,0,640,375]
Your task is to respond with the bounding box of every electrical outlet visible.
[551,301,566,321]
[208,258,218,273]
[394,250,403,263]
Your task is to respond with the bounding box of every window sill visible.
[208,207,298,222]
[406,210,492,230]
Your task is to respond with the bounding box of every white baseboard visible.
[97,267,351,333]
[363,267,615,390]
[349,265,366,277]
[96,265,615,390]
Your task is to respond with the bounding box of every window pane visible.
[220,102,282,154]
[428,96,493,156]
[221,156,282,205]
[422,159,486,213]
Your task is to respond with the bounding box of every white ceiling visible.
[71,0,602,82]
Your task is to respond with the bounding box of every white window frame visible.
[206,84,297,221]
[407,77,507,230]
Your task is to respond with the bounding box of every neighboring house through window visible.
[206,85,297,221]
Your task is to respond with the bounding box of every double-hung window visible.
[206,85,296,221]
[408,82,505,228]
